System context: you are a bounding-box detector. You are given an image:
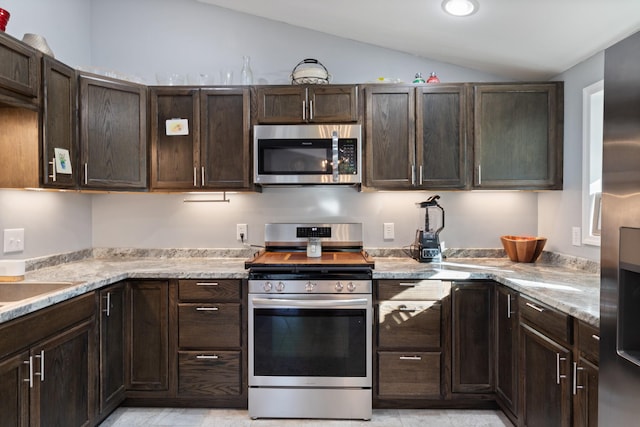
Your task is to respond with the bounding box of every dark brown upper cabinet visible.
[0,31,39,109]
[79,74,147,190]
[41,56,77,189]
[364,84,468,190]
[150,86,251,191]
[471,82,563,190]
[254,85,358,124]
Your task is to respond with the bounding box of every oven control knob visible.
[305,281,315,292]
[263,282,273,292]
[335,282,344,292]
[275,281,285,292]
[347,282,357,292]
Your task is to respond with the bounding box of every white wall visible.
[92,190,537,249]
[2,0,92,66]
[0,190,92,259]
[538,52,604,262]
[89,0,502,85]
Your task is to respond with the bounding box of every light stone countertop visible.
[0,255,600,327]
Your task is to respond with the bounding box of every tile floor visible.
[99,407,513,427]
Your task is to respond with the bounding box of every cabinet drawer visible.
[178,351,242,396]
[377,280,451,301]
[519,295,571,345]
[578,321,600,364]
[378,301,441,350]
[178,303,241,348]
[377,351,441,398]
[178,279,241,301]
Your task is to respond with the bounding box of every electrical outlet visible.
[383,223,394,240]
[236,224,248,242]
[3,228,25,254]
[572,226,582,246]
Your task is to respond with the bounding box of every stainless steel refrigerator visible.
[600,30,640,425]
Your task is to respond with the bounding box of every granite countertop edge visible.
[0,254,600,328]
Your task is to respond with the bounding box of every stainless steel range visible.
[245,223,374,420]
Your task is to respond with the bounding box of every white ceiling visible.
[196,0,640,80]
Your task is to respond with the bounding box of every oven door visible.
[249,293,372,388]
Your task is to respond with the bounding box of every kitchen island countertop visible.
[0,255,599,327]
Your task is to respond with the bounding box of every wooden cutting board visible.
[245,251,374,268]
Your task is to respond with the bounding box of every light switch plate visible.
[3,228,25,254]
[383,223,394,240]
[572,226,582,246]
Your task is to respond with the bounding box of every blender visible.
[414,195,445,262]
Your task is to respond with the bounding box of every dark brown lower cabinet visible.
[496,286,518,422]
[178,351,242,397]
[574,320,599,427]
[451,282,494,393]
[97,283,126,421]
[377,352,441,398]
[0,293,95,427]
[0,350,30,427]
[519,323,571,427]
[35,321,95,427]
[573,357,598,427]
[176,279,246,407]
[126,280,169,393]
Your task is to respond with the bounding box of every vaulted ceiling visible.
[196,0,640,80]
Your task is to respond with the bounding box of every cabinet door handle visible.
[572,361,585,395]
[302,101,306,121]
[103,291,111,317]
[23,356,33,388]
[196,354,219,360]
[196,307,219,312]
[477,164,482,185]
[526,302,545,313]
[411,164,416,186]
[201,166,205,187]
[34,350,45,382]
[49,159,57,182]
[193,167,197,187]
[592,334,600,341]
[399,356,422,361]
[419,165,423,186]
[507,294,511,319]
[396,305,417,312]
[84,163,88,185]
[556,353,567,384]
[309,100,314,120]
[196,282,219,286]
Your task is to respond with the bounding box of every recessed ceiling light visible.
[442,0,479,17]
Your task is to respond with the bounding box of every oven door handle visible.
[251,297,369,308]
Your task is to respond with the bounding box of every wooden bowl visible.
[500,235,547,263]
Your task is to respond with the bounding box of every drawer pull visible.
[526,302,545,313]
[397,305,417,313]
[196,307,219,311]
[399,356,422,361]
[196,282,219,286]
[592,334,600,341]
[399,282,417,287]
[196,355,219,360]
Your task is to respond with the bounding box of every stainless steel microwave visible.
[253,124,362,185]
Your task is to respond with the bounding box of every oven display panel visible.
[253,308,367,377]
